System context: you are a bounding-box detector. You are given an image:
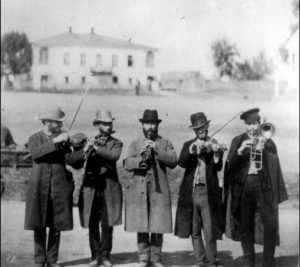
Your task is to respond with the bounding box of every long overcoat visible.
[174,138,224,239]
[24,131,82,231]
[123,136,178,233]
[223,132,288,245]
[77,136,123,228]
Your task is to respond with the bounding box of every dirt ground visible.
[1,200,299,267]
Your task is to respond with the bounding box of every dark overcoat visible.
[223,132,288,245]
[77,136,123,228]
[174,138,224,239]
[123,136,178,233]
[24,131,82,231]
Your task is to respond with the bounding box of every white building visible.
[285,28,299,91]
[31,27,160,90]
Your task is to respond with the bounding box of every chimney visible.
[69,26,72,33]
[91,27,95,34]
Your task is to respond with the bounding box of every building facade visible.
[31,27,160,90]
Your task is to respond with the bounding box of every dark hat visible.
[189,112,211,129]
[240,108,260,124]
[139,109,162,123]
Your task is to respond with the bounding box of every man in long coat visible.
[123,109,178,267]
[174,112,224,267]
[24,107,82,267]
[223,108,288,267]
[74,109,123,267]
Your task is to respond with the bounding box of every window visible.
[81,77,86,84]
[63,53,70,65]
[96,54,102,68]
[39,47,48,65]
[80,53,86,66]
[146,51,154,67]
[127,55,133,67]
[65,76,69,84]
[112,76,118,84]
[112,55,118,68]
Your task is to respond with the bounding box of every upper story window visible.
[96,54,102,68]
[80,53,86,66]
[39,47,48,65]
[63,53,70,65]
[112,55,118,68]
[146,51,154,67]
[128,55,133,67]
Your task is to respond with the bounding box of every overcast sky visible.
[1,0,296,78]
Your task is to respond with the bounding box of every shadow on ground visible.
[1,251,298,267]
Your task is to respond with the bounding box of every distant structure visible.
[285,28,299,91]
[274,28,299,97]
[31,27,160,90]
[160,71,206,93]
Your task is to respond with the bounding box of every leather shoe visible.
[101,259,113,267]
[139,261,149,267]
[151,262,165,267]
[47,264,61,267]
[90,259,101,267]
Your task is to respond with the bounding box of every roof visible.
[32,31,158,52]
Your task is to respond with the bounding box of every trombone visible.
[249,122,275,171]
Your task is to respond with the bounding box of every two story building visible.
[31,27,160,90]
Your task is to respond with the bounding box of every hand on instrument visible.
[83,138,94,153]
[238,139,252,154]
[52,132,70,143]
[189,139,205,155]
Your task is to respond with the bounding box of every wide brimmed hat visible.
[189,112,210,129]
[93,109,115,125]
[38,107,65,122]
[139,109,162,123]
[240,108,260,124]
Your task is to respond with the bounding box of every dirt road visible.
[1,200,298,267]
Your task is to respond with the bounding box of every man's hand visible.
[52,132,70,144]
[83,139,94,153]
[237,139,252,155]
[189,139,205,155]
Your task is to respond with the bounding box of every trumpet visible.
[140,144,155,170]
[249,122,275,171]
[189,137,227,154]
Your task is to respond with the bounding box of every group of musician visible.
[23,106,288,267]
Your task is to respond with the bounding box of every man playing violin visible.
[174,112,225,267]
[223,108,288,267]
[123,109,178,267]
[74,109,123,267]
[24,106,83,267]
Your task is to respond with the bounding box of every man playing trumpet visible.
[174,112,225,267]
[224,108,288,267]
[123,109,178,267]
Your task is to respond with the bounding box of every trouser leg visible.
[257,191,277,267]
[192,186,206,266]
[46,227,61,263]
[240,178,256,265]
[100,225,113,261]
[34,228,47,264]
[150,233,163,263]
[200,188,217,266]
[89,192,102,261]
[137,233,150,262]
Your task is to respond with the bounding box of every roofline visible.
[31,32,159,52]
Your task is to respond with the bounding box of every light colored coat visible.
[123,136,178,233]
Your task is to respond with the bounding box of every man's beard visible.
[143,128,157,140]
[197,130,208,140]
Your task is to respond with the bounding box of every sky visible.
[1,0,296,78]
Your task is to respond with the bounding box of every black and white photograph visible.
[1,0,299,267]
